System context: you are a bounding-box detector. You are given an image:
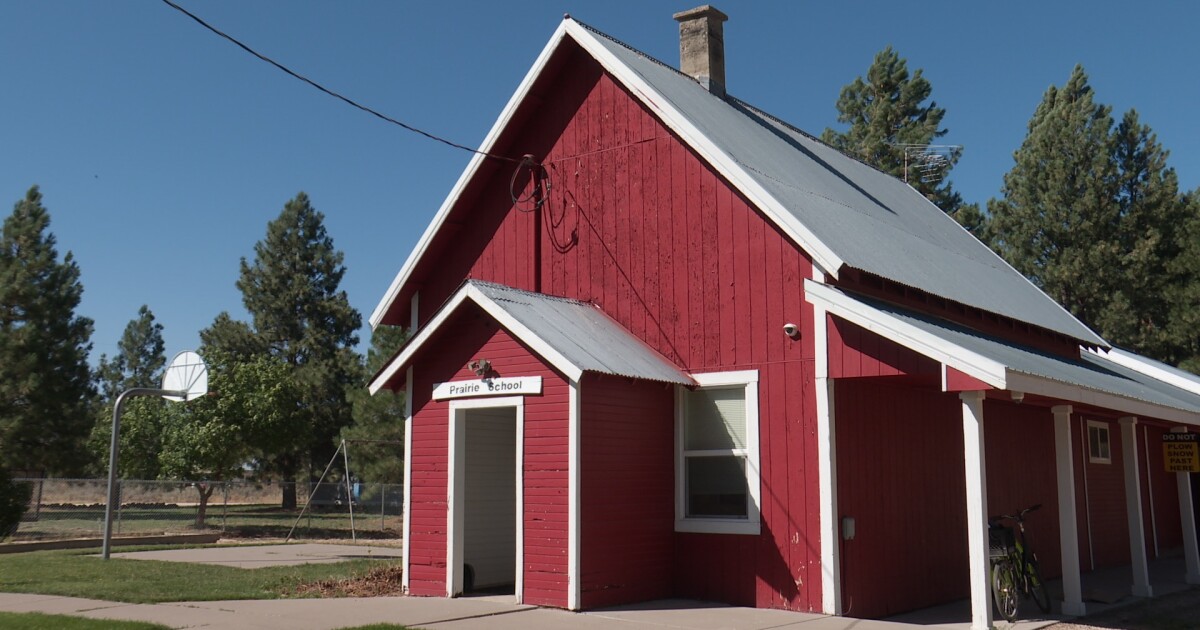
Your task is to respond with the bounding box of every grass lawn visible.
[0,547,402,603]
[0,612,170,629]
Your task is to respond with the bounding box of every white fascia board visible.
[368,22,573,329]
[465,285,584,382]
[1005,372,1200,426]
[1087,347,1200,397]
[804,280,1006,388]
[368,283,586,394]
[368,288,472,394]
[564,22,845,280]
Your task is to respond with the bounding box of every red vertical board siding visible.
[1142,424,1183,553]
[835,379,968,618]
[1079,417,1132,569]
[828,318,938,379]
[404,310,570,607]
[579,375,675,608]
[409,56,821,611]
[982,401,1062,579]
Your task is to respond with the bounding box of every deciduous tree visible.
[341,325,408,484]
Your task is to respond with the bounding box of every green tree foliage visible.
[95,305,167,400]
[822,46,962,212]
[1169,190,1200,373]
[207,192,362,508]
[0,465,32,541]
[0,187,94,476]
[341,325,408,484]
[89,306,170,478]
[987,67,1192,360]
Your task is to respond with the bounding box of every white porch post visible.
[1172,427,1200,585]
[960,391,992,630]
[1119,417,1153,597]
[1053,405,1086,616]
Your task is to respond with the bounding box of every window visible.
[676,370,760,535]
[1087,420,1111,464]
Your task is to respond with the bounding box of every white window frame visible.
[1087,419,1112,464]
[675,370,761,535]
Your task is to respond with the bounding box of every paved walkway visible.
[2,543,1191,629]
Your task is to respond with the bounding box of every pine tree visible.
[1169,190,1200,373]
[222,192,362,508]
[89,305,169,478]
[822,46,963,212]
[1096,110,1188,358]
[341,325,408,484]
[986,66,1120,332]
[0,187,95,475]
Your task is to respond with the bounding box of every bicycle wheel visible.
[1025,558,1051,614]
[991,560,1019,622]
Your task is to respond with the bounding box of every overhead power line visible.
[160,0,517,162]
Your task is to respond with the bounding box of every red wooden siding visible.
[828,317,939,381]
[982,401,1062,579]
[1141,423,1183,555]
[405,308,570,607]
[579,374,675,608]
[835,379,967,618]
[407,48,823,612]
[1077,416,1131,570]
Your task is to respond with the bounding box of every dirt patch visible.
[290,563,405,597]
[1048,587,1200,630]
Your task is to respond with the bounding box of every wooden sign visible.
[433,376,542,401]
[1162,432,1199,473]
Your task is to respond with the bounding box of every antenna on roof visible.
[898,144,961,185]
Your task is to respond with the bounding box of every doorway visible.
[448,397,523,600]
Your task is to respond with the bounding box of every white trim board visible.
[1087,347,1200,397]
[445,396,525,601]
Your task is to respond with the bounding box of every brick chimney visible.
[673,5,728,97]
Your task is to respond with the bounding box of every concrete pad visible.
[108,543,402,568]
[161,596,534,629]
[0,593,133,615]
[585,598,830,629]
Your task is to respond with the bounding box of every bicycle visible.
[988,503,1051,622]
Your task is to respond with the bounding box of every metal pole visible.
[102,388,184,560]
[343,440,356,542]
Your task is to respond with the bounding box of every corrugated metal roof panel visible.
[469,281,693,386]
[857,293,1200,415]
[583,28,1106,347]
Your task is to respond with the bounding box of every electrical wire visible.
[159,0,518,162]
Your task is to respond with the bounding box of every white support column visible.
[1172,427,1200,585]
[1053,405,1086,616]
[1119,417,1153,597]
[813,284,842,616]
[401,367,414,593]
[960,391,992,630]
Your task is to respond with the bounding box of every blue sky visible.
[2,1,1197,365]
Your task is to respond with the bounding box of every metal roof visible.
[583,28,1107,347]
[370,279,694,392]
[468,281,694,386]
[842,288,1200,417]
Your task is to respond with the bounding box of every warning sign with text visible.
[1162,432,1200,473]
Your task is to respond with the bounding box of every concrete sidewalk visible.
[0,592,973,630]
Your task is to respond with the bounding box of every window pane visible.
[1089,426,1101,458]
[686,456,748,518]
[685,387,746,450]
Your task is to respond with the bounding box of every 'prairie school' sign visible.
[433,376,543,401]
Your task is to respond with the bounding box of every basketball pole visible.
[102,387,185,560]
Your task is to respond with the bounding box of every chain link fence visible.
[9,478,403,542]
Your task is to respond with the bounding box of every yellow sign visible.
[1163,432,1200,473]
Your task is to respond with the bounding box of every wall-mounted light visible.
[1011,391,1024,404]
[468,359,491,377]
[783,323,800,340]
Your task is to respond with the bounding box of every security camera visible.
[783,323,799,339]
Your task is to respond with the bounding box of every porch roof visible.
[369,280,694,393]
[806,280,1200,425]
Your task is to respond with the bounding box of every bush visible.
[0,467,32,541]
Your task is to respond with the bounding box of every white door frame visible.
[447,396,525,601]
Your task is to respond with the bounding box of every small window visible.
[1087,420,1111,464]
[676,371,760,535]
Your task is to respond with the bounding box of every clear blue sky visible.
[2,1,1197,364]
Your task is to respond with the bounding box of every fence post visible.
[381,485,386,532]
[222,482,229,534]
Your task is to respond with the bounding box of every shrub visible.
[0,466,32,541]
